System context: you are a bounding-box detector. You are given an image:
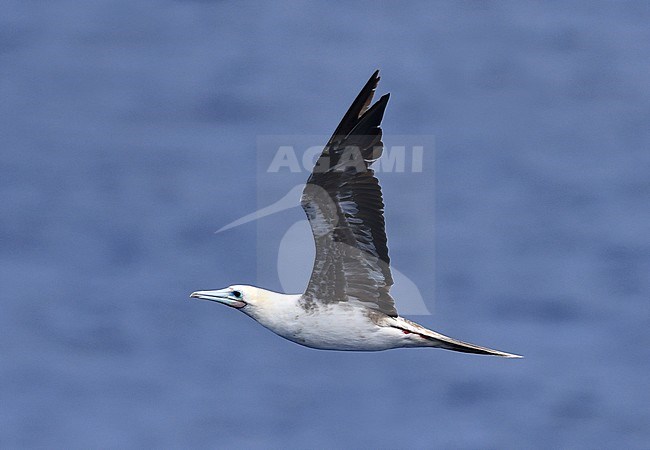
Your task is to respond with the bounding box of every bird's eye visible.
[232,290,242,298]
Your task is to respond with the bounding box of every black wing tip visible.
[377,93,390,107]
[367,70,382,95]
[328,70,384,143]
[358,92,390,126]
[378,93,390,117]
[360,70,381,98]
[362,70,381,102]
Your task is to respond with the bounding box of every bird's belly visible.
[265,306,403,351]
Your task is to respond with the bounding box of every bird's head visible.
[190,285,259,309]
[190,284,290,314]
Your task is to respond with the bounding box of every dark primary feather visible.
[301,71,397,317]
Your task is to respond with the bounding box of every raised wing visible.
[300,71,397,317]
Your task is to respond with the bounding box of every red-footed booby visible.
[191,71,521,357]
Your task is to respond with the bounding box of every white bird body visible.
[241,291,402,351]
[191,285,520,356]
[191,71,521,358]
[254,299,400,351]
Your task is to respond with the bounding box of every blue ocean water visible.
[1,1,649,448]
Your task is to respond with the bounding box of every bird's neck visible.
[242,292,303,327]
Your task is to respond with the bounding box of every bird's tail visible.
[396,318,522,358]
[423,330,522,358]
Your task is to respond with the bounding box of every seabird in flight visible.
[191,71,521,357]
